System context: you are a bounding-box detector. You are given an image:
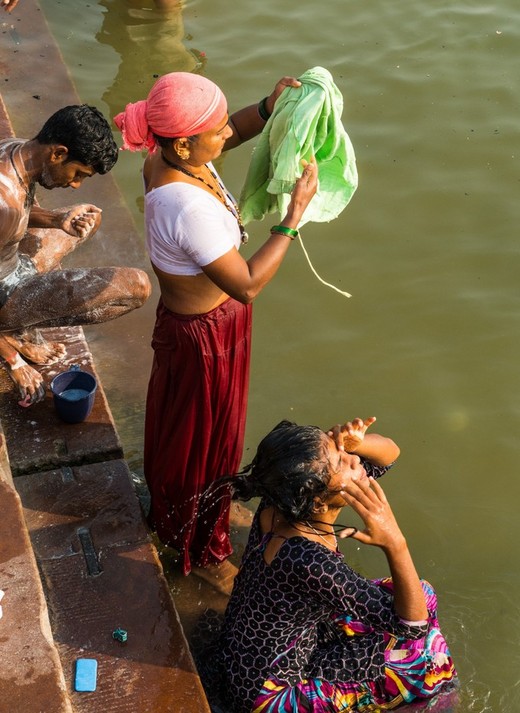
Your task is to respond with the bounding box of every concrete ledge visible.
[0,12,211,702]
[0,326,124,476]
[0,331,211,713]
[0,430,72,713]
[16,459,210,713]
[0,343,213,712]
[0,41,73,713]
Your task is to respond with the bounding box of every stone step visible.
[0,326,123,477]
[0,10,212,703]
[0,327,211,712]
[16,459,209,713]
[0,428,73,713]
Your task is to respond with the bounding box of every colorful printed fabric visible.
[252,580,456,713]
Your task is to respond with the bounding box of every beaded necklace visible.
[161,152,249,244]
[9,144,35,210]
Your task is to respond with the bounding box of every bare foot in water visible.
[230,502,254,528]
[5,333,66,365]
[191,559,238,596]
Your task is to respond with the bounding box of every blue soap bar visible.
[75,658,97,692]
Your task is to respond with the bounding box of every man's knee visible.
[127,268,152,306]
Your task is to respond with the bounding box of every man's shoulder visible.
[0,137,24,163]
[0,137,23,148]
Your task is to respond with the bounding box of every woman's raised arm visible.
[202,158,317,303]
[224,76,301,149]
[328,417,400,466]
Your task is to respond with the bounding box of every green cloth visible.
[239,66,358,227]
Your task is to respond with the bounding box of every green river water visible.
[32,1,520,709]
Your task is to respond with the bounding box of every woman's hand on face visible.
[328,417,377,453]
[339,478,406,553]
[265,76,301,114]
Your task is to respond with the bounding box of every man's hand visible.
[2,0,20,12]
[56,204,102,239]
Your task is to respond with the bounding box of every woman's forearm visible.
[225,103,267,149]
[384,539,428,622]
[351,433,400,466]
[342,479,427,623]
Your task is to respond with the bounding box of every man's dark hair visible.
[34,105,118,174]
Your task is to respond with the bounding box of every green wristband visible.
[270,225,299,240]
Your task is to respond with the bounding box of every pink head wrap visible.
[114,72,228,152]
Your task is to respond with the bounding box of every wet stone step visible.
[0,18,209,707]
[0,326,123,477]
[0,430,72,713]
[16,460,210,713]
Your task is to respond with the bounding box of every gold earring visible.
[176,147,190,161]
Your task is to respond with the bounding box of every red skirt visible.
[144,298,252,575]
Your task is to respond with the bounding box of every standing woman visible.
[114,72,317,584]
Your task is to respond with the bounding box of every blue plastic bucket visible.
[50,365,97,424]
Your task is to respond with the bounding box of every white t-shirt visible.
[145,169,242,276]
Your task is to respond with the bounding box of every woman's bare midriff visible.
[152,263,231,315]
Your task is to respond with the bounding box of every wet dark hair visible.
[34,105,118,174]
[225,420,332,523]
